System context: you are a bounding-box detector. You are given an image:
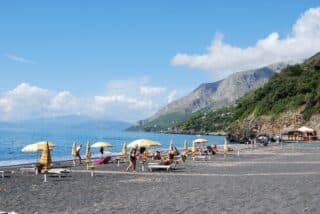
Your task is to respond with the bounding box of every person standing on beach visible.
[126,147,137,172]
[76,144,82,164]
[100,147,104,158]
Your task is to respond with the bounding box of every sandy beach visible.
[1,143,320,214]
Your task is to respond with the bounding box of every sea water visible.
[0,128,225,166]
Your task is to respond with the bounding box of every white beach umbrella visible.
[91,142,113,148]
[127,139,161,148]
[22,141,55,153]
[193,138,208,144]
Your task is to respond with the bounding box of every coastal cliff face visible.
[130,63,285,131]
[229,111,320,142]
[228,53,320,141]
[173,53,320,140]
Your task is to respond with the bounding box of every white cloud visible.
[139,86,166,96]
[172,7,320,80]
[48,91,80,115]
[0,81,178,122]
[6,54,34,64]
[0,83,51,120]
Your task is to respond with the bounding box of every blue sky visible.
[0,0,320,121]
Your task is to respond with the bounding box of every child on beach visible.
[127,148,137,172]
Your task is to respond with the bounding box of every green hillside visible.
[176,107,235,133]
[234,53,320,120]
[175,53,320,133]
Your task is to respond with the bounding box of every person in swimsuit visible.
[126,148,137,172]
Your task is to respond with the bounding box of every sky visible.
[0,0,320,122]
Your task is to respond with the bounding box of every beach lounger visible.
[192,155,210,161]
[147,162,176,172]
[45,168,71,178]
[20,167,38,175]
[0,171,11,178]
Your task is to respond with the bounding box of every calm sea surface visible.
[0,128,225,166]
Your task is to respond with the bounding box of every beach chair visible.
[45,168,71,178]
[192,154,210,161]
[147,162,176,172]
[20,167,38,175]
[0,170,14,178]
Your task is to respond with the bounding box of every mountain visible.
[129,63,286,132]
[175,52,320,141]
[0,115,132,132]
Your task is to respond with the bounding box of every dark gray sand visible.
[1,144,320,214]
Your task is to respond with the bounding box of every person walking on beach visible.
[127,147,137,172]
[76,144,82,164]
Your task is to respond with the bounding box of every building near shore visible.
[282,126,318,141]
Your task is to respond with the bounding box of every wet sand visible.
[1,144,320,214]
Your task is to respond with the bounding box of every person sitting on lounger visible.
[160,148,176,165]
[95,156,111,164]
[153,151,162,160]
[211,144,218,154]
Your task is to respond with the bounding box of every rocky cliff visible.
[129,63,285,131]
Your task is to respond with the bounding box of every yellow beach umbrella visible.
[224,138,228,153]
[71,143,77,158]
[191,141,196,154]
[91,141,113,148]
[183,140,188,151]
[85,142,91,161]
[127,139,161,148]
[38,142,52,169]
[122,143,127,156]
[22,141,54,153]
[193,138,208,144]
